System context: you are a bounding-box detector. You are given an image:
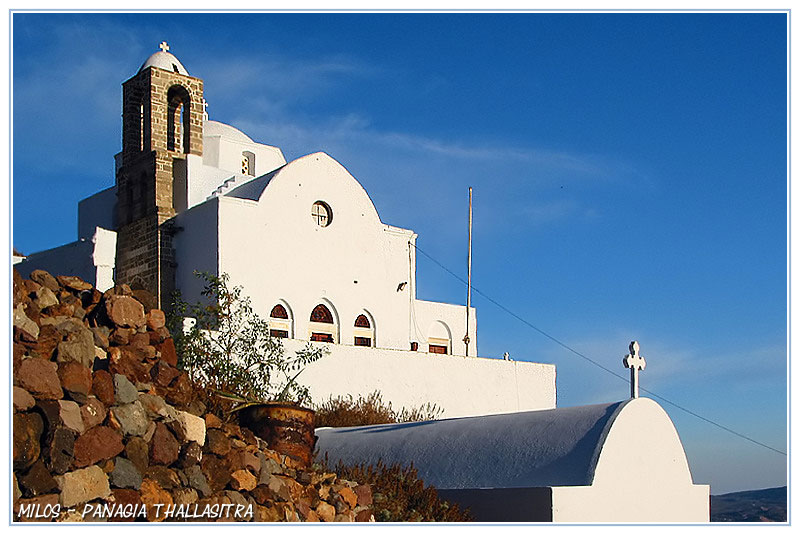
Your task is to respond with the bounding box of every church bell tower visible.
[115,42,204,308]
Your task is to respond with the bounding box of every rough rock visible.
[145,309,166,330]
[316,501,336,522]
[185,464,213,498]
[230,469,258,492]
[30,269,59,291]
[14,494,60,522]
[178,441,203,469]
[339,485,359,509]
[13,412,43,472]
[55,465,111,507]
[13,386,36,412]
[80,397,106,430]
[110,456,143,490]
[106,489,144,522]
[18,460,58,497]
[144,465,181,489]
[173,487,198,506]
[58,362,93,402]
[110,328,133,346]
[108,347,152,384]
[149,423,180,465]
[34,286,60,309]
[55,322,95,368]
[176,410,206,445]
[114,374,139,404]
[139,478,173,522]
[111,401,149,436]
[201,454,231,492]
[14,304,40,341]
[57,275,93,292]
[16,358,62,400]
[105,295,146,328]
[150,361,181,387]
[73,426,124,468]
[58,400,85,434]
[205,428,231,456]
[33,324,60,360]
[124,436,150,474]
[355,509,374,522]
[42,427,75,475]
[91,327,110,349]
[92,370,115,406]
[204,413,223,429]
[138,393,175,420]
[241,450,260,474]
[354,484,373,506]
[11,272,375,523]
[155,338,178,366]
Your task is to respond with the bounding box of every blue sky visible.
[11,12,787,495]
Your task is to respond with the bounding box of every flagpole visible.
[464,187,473,356]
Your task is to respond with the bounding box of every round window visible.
[311,201,332,227]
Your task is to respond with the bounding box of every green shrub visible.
[169,271,326,406]
[314,390,443,428]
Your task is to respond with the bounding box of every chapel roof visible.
[138,43,189,76]
[316,400,629,489]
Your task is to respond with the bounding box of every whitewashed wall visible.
[287,338,556,418]
[551,398,709,522]
[209,152,474,356]
[16,227,117,292]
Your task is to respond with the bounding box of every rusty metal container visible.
[238,403,316,467]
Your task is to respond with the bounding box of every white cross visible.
[159,41,170,53]
[622,340,646,399]
[202,98,209,121]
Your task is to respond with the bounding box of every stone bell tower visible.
[115,42,203,308]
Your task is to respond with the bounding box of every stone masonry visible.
[13,268,374,523]
[116,63,204,309]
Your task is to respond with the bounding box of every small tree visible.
[169,271,326,406]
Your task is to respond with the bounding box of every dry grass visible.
[313,390,443,428]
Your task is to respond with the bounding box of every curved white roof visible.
[203,120,254,144]
[139,50,189,76]
[317,401,629,489]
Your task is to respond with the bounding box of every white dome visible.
[138,50,189,76]
[203,120,254,143]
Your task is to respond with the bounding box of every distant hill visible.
[711,486,787,522]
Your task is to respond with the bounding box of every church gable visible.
[242,152,384,232]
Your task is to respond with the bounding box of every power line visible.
[414,244,787,457]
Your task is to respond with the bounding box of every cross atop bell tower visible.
[115,42,204,308]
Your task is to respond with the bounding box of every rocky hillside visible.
[12,269,374,522]
[711,486,787,522]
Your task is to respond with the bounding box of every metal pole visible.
[464,187,473,356]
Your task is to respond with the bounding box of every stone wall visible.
[12,269,373,523]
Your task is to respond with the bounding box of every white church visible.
[14,43,709,522]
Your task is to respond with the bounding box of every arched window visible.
[354,313,374,347]
[309,303,337,343]
[310,304,333,324]
[427,321,451,355]
[167,85,191,153]
[242,151,255,176]
[268,303,292,339]
[271,304,288,319]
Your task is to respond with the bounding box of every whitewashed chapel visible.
[16,44,709,521]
